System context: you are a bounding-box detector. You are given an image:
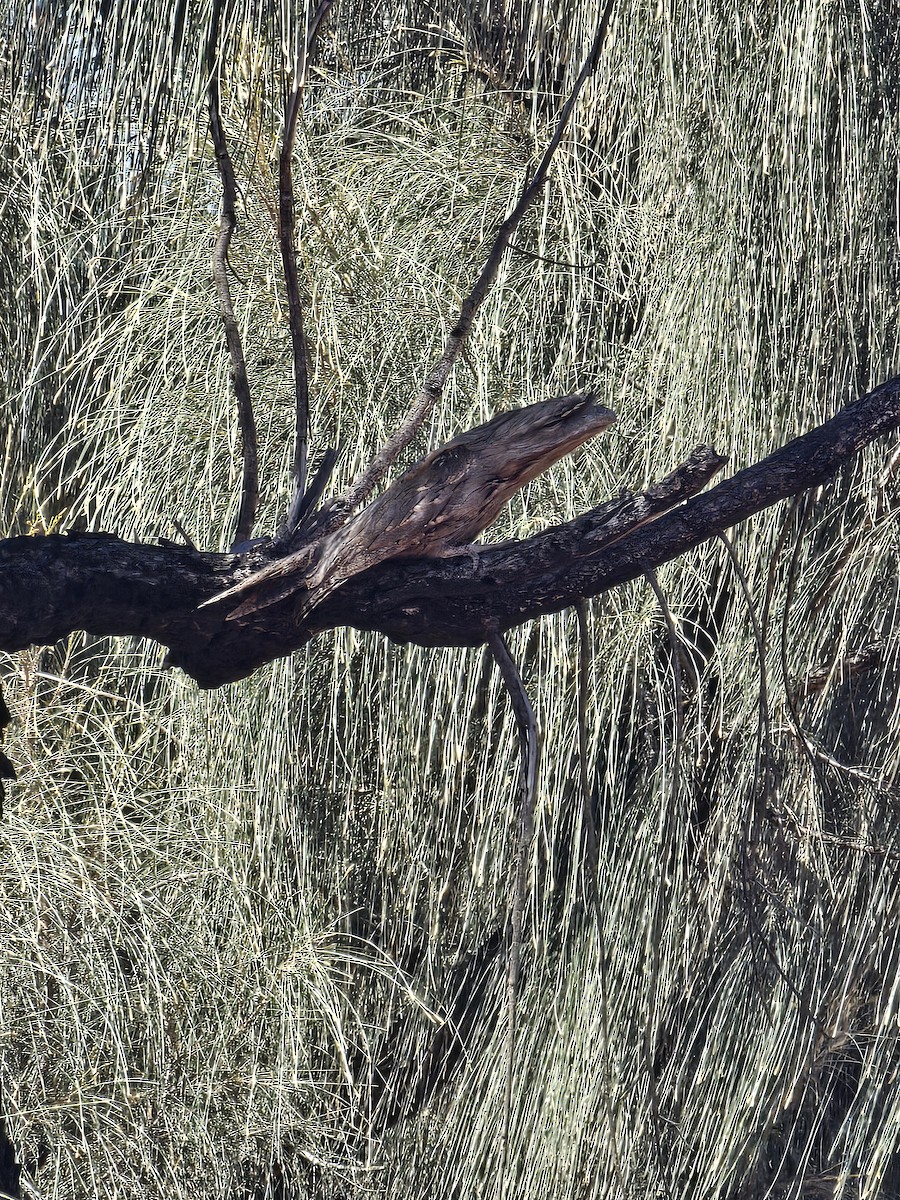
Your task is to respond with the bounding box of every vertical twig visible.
[486,626,540,1188]
[205,0,258,548]
[340,0,617,516]
[277,1,333,533]
[643,568,681,1199]
[276,446,338,545]
[573,599,623,1189]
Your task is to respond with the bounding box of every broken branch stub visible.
[205,392,616,620]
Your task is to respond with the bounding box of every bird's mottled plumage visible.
[206,393,616,621]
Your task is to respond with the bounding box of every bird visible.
[204,392,616,622]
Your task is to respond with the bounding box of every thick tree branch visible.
[205,0,259,547]
[0,376,897,689]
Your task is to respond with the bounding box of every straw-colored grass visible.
[1,3,900,1198]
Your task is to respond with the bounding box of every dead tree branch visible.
[205,0,259,548]
[0,375,897,689]
[275,1,334,541]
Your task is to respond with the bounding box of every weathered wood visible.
[0,375,897,689]
[206,393,616,620]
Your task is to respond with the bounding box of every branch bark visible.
[0,376,897,690]
[275,1,333,537]
[205,0,259,547]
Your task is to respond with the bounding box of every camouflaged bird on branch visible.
[203,394,617,622]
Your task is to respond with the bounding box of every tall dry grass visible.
[1,3,899,1197]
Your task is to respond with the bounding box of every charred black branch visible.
[0,376,896,690]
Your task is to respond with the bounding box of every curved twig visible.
[507,239,607,271]
[486,625,540,1185]
[205,0,258,548]
[277,1,334,533]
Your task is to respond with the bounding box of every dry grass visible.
[2,3,900,1198]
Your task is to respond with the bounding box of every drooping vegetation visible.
[2,3,900,1198]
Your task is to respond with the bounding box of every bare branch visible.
[486,626,539,1180]
[339,0,618,515]
[1,375,899,689]
[277,1,334,531]
[205,0,258,548]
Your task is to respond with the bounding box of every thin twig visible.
[508,239,607,271]
[486,625,540,1190]
[574,599,624,1189]
[205,0,258,548]
[340,0,617,516]
[274,446,339,547]
[643,567,681,1199]
[171,519,196,550]
[278,1,333,529]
